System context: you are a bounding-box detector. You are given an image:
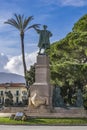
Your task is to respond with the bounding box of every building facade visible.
[0,83,28,106]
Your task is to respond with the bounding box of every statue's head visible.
[43,25,47,29]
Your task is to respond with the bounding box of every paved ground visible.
[0,125,87,130]
[0,113,12,117]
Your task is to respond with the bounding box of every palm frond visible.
[14,13,20,25]
[26,24,40,31]
[18,14,24,29]
[4,19,19,30]
[4,13,40,32]
[23,16,34,30]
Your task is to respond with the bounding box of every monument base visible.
[28,55,52,113]
[28,83,52,113]
[53,107,86,116]
[27,107,87,118]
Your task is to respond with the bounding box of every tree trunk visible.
[20,32,27,80]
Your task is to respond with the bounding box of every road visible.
[0,125,87,130]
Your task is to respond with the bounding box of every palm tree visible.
[4,14,39,86]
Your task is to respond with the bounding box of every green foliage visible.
[4,91,13,106]
[73,14,87,32]
[47,14,87,106]
[26,65,35,86]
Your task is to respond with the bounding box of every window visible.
[16,97,19,103]
[0,91,3,96]
[16,90,19,96]
[0,98,1,103]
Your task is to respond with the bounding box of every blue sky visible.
[0,0,87,56]
[0,0,87,75]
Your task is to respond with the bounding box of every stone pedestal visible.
[29,55,52,113]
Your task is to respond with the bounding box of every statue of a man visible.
[36,25,52,54]
[76,89,83,107]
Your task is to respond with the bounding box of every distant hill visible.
[0,72,25,83]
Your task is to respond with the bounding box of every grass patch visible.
[0,117,87,125]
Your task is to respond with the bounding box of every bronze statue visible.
[36,25,52,54]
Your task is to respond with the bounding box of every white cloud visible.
[0,53,9,72]
[4,52,37,76]
[40,0,87,7]
[60,0,86,7]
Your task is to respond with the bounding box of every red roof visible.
[0,83,26,88]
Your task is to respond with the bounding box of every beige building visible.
[0,83,28,105]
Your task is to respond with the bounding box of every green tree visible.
[5,91,13,106]
[4,14,39,86]
[47,14,87,106]
[26,65,35,86]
